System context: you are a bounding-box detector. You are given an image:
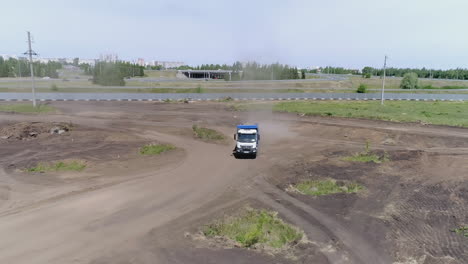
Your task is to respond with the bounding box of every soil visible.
[0,121,72,140]
[0,101,467,264]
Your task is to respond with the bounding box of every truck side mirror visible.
[234,134,237,140]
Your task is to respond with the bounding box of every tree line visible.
[177,61,299,80]
[362,67,468,80]
[308,67,359,75]
[306,65,468,80]
[90,61,145,86]
[240,62,299,80]
[0,57,62,78]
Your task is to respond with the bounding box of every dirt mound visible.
[0,122,72,140]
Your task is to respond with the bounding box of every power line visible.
[23,31,38,107]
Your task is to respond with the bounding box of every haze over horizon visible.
[1,0,468,69]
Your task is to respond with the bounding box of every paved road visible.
[1,92,468,101]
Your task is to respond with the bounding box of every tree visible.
[0,57,61,78]
[400,72,419,89]
[301,70,306,79]
[356,84,368,93]
[73,58,79,66]
[92,62,125,86]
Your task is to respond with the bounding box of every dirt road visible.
[0,102,467,264]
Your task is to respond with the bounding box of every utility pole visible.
[24,31,37,107]
[380,55,387,105]
[17,59,21,78]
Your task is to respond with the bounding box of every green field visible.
[0,103,55,113]
[273,101,468,127]
[144,70,178,78]
[2,69,468,94]
[349,76,468,90]
[2,70,468,93]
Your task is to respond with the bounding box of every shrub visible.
[363,73,371,79]
[356,84,368,93]
[50,84,59,91]
[400,72,419,89]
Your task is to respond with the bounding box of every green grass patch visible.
[0,103,55,113]
[293,179,363,196]
[228,102,274,112]
[192,125,225,141]
[50,84,59,91]
[343,141,389,163]
[27,160,86,173]
[273,101,468,127]
[344,152,385,163]
[218,96,234,102]
[451,226,468,237]
[420,85,468,90]
[203,209,303,248]
[139,144,175,155]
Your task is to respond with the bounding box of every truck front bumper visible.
[236,148,257,154]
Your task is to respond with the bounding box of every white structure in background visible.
[79,59,97,66]
[99,53,119,62]
[0,54,97,66]
[137,58,145,66]
[150,61,185,69]
[0,54,18,60]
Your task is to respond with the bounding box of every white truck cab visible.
[234,124,260,158]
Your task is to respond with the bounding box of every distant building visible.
[137,58,145,66]
[0,54,18,60]
[99,53,119,62]
[151,61,185,69]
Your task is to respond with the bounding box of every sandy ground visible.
[0,101,467,264]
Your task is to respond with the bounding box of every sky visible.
[1,0,468,69]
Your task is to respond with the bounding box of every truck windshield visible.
[238,133,256,143]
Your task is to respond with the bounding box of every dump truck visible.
[234,124,260,158]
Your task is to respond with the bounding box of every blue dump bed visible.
[237,125,258,130]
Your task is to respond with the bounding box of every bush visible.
[356,84,368,93]
[400,72,419,89]
[92,62,126,86]
[50,84,59,91]
[363,73,371,79]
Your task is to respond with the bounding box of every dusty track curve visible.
[1,102,467,263]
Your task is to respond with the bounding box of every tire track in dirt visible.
[252,176,391,264]
[0,125,253,264]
